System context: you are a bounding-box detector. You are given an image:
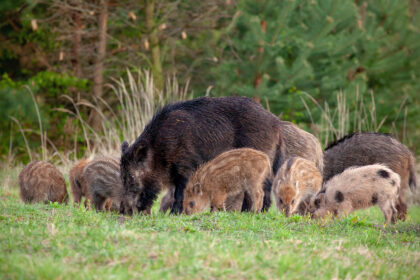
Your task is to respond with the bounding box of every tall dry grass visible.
[301,89,419,204]
[300,87,408,148]
[57,69,189,163]
[4,69,189,181]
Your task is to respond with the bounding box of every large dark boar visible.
[323,132,417,220]
[279,121,323,172]
[19,161,68,204]
[120,96,283,214]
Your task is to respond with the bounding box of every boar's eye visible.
[279,198,283,204]
[189,201,195,208]
[291,199,295,205]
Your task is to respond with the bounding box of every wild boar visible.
[69,158,90,204]
[182,148,271,214]
[83,156,123,211]
[231,121,324,210]
[273,157,322,216]
[120,96,283,215]
[19,161,68,204]
[159,189,246,213]
[279,121,323,173]
[313,164,400,224]
[323,132,417,220]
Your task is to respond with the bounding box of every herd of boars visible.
[18,97,417,223]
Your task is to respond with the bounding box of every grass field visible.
[1,185,419,280]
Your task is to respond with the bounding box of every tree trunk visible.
[89,0,108,131]
[71,11,82,79]
[145,0,163,92]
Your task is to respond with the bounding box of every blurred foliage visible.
[211,0,420,151]
[0,72,89,160]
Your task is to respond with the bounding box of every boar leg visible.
[261,148,281,212]
[395,191,407,221]
[159,189,175,213]
[391,200,398,224]
[104,199,113,211]
[262,178,273,212]
[254,188,264,213]
[84,198,90,209]
[212,191,227,212]
[379,199,394,224]
[171,173,188,214]
[241,192,252,212]
[226,192,244,212]
[297,200,309,216]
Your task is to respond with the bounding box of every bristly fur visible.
[313,164,400,224]
[120,96,284,214]
[285,157,296,174]
[278,121,323,173]
[69,159,90,204]
[84,156,123,212]
[273,157,322,216]
[323,132,417,221]
[182,148,271,214]
[324,132,391,151]
[19,161,68,204]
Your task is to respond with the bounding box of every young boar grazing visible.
[279,121,323,173]
[160,189,246,213]
[182,148,271,214]
[83,156,123,211]
[312,164,401,224]
[69,159,90,204]
[19,161,68,204]
[120,96,283,215]
[273,157,322,216]
[323,132,417,220]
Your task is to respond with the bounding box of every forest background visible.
[1,0,419,164]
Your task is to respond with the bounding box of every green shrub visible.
[0,72,90,161]
[213,0,420,150]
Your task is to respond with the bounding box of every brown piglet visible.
[69,158,91,205]
[273,157,322,216]
[19,161,68,204]
[182,148,271,214]
[83,156,124,212]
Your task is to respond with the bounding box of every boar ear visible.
[192,183,202,196]
[121,141,129,154]
[133,144,148,160]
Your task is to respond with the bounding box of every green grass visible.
[1,187,419,280]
